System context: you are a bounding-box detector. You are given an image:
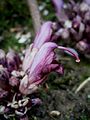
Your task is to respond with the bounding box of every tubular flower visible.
[23,21,54,72]
[20,22,80,95]
[52,0,90,57]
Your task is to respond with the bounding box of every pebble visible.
[50,110,60,116]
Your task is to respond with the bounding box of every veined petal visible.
[22,44,39,72]
[29,42,57,75]
[23,22,53,72]
[43,63,64,75]
[33,21,53,49]
[27,52,55,85]
[27,43,80,85]
[19,75,39,94]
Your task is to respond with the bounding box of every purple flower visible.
[20,22,80,95]
[23,21,54,72]
[33,21,53,48]
[52,0,68,22]
[0,21,80,119]
[20,40,80,94]
[52,0,90,57]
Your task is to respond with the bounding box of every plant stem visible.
[27,0,42,34]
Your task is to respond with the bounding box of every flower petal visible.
[33,21,53,49]
[23,21,53,72]
[58,46,80,62]
[29,42,57,75]
[22,44,38,72]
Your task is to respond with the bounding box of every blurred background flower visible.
[52,0,90,58]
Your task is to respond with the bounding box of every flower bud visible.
[6,50,21,72]
[76,41,88,52]
[0,66,10,90]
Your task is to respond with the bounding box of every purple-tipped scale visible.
[6,50,21,72]
[0,66,10,91]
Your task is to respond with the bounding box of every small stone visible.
[18,35,28,44]
[0,106,5,113]
[26,32,31,38]
[0,36,4,42]
[64,20,72,28]
[15,32,22,39]
[87,95,90,99]
[50,110,60,116]
[39,3,46,11]
[43,10,49,16]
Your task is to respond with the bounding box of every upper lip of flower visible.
[23,20,80,76]
[23,21,53,73]
[33,21,53,49]
[25,41,80,76]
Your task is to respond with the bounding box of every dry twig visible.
[75,77,90,93]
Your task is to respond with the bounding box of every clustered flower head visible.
[0,21,80,120]
[0,50,41,120]
[52,0,90,57]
